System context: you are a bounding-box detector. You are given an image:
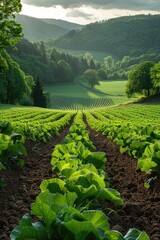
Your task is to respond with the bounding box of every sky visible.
[21,0,160,25]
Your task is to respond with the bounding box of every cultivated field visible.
[45,80,134,109]
[0,100,160,239]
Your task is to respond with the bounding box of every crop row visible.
[0,109,68,124]
[50,96,114,110]
[0,108,74,141]
[93,104,160,128]
[0,121,27,181]
[0,110,74,182]
[10,112,149,239]
[85,111,160,181]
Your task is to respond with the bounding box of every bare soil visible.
[0,124,160,240]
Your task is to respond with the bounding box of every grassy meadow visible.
[45,80,128,98]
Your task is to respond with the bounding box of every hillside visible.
[16,15,82,42]
[40,19,82,31]
[51,14,160,58]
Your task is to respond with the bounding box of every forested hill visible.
[51,14,160,58]
[40,19,83,31]
[16,15,82,42]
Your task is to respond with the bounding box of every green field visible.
[95,80,127,95]
[45,80,134,109]
[45,80,128,97]
[45,84,102,98]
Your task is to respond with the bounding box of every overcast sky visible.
[21,0,160,24]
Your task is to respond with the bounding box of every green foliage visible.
[126,61,154,98]
[84,69,100,88]
[123,228,150,240]
[150,62,160,94]
[8,40,91,85]
[0,0,23,50]
[0,121,13,135]
[138,142,160,174]
[40,174,123,206]
[52,15,160,58]
[0,132,27,169]
[97,68,107,80]
[0,50,33,104]
[104,56,115,72]
[0,121,27,171]
[0,108,74,142]
[56,60,73,83]
[11,193,111,240]
[19,95,33,106]
[32,78,47,108]
[50,115,123,207]
[10,213,48,240]
[64,123,95,150]
[85,104,160,175]
[51,141,106,171]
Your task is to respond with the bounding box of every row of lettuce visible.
[85,111,160,182]
[0,111,74,171]
[96,104,160,128]
[0,108,75,141]
[10,111,149,240]
[0,122,27,177]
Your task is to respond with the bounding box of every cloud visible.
[66,9,93,20]
[22,0,160,11]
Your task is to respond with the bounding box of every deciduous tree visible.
[56,60,73,83]
[0,0,23,50]
[126,61,154,98]
[0,51,29,104]
[150,63,160,94]
[84,69,100,88]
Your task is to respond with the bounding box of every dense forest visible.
[51,15,160,58]
[8,38,160,85]
[8,39,94,84]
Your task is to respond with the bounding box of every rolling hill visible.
[51,14,160,59]
[16,15,82,42]
[40,18,82,31]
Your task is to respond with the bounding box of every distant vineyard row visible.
[50,96,114,110]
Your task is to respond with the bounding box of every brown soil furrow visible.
[87,126,160,240]
[0,125,70,240]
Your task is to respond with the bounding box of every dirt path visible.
[0,125,70,240]
[87,125,160,240]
